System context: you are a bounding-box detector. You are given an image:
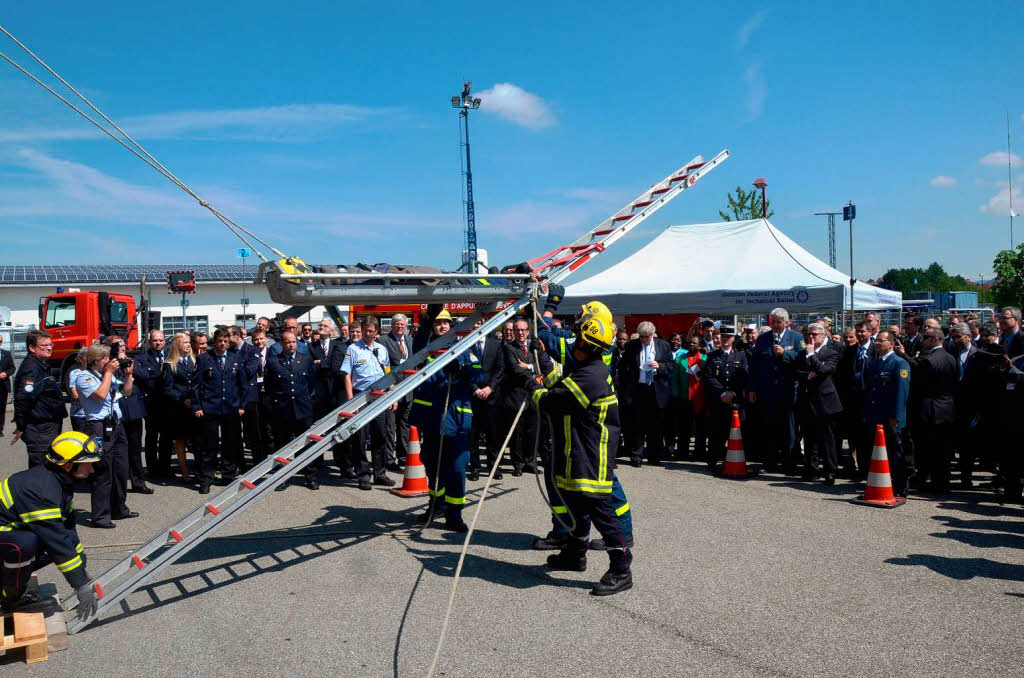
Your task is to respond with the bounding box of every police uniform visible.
[193,349,247,489]
[410,322,486,528]
[339,339,392,485]
[13,354,67,468]
[535,315,633,549]
[264,350,321,486]
[705,342,748,467]
[862,350,912,495]
[132,348,170,477]
[230,342,262,471]
[75,369,133,525]
[531,355,633,593]
[0,465,88,608]
[748,327,804,471]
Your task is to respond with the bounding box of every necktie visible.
[322,339,328,355]
[220,355,225,369]
[260,350,266,369]
[399,338,407,358]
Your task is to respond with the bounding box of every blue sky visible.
[0,2,1021,282]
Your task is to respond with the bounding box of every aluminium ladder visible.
[63,149,729,632]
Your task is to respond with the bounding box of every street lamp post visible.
[753,178,767,219]
[843,202,857,326]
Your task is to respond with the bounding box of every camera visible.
[108,341,132,368]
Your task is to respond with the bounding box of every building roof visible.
[0,264,255,285]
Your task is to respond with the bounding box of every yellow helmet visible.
[580,300,612,325]
[47,431,102,465]
[573,313,613,353]
[434,309,454,322]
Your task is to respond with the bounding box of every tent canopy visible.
[563,219,902,315]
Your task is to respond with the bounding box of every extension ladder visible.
[63,150,728,632]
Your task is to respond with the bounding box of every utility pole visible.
[451,82,482,273]
[843,202,856,325]
[1008,112,1015,249]
[815,211,842,269]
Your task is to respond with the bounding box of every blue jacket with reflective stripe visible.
[410,321,486,438]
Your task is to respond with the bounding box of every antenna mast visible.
[452,82,482,273]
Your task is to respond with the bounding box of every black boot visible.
[444,516,469,533]
[532,532,569,550]
[546,550,587,572]
[590,569,633,596]
[588,532,634,551]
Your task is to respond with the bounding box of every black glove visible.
[529,337,545,355]
[75,582,97,622]
[544,283,565,313]
[426,304,444,319]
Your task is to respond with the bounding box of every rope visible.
[0,25,283,262]
[424,398,527,678]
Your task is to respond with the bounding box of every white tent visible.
[563,219,902,315]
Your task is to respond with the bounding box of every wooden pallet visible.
[1,611,48,664]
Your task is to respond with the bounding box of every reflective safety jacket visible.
[409,351,486,438]
[0,465,88,589]
[531,357,620,494]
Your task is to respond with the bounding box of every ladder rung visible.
[650,187,671,195]
[611,214,633,222]
[669,174,689,183]
[170,530,184,542]
[307,434,324,442]
[241,479,256,489]
[275,456,292,465]
[402,369,418,375]
[686,161,705,170]
[338,411,356,419]
[94,583,105,599]
[632,200,654,208]
[429,350,447,356]
[592,228,614,236]
[370,390,386,397]
[132,555,145,570]
[206,504,220,516]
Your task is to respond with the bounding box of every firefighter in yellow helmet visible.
[528,312,633,595]
[0,431,101,621]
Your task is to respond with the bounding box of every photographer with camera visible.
[74,343,138,528]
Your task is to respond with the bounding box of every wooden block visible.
[13,612,45,643]
[24,640,47,664]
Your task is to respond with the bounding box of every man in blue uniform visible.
[529,312,633,596]
[12,331,67,468]
[862,331,912,496]
[228,326,262,472]
[410,307,486,532]
[193,328,247,494]
[747,307,804,473]
[0,431,100,621]
[265,330,322,490]
[340,317,395,490]
[705,326,748,470]
[132,330,169,481]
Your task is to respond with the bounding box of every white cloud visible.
[979,183,1022,215]
[0,103,403,143]
[979,151,1022,167]
[475,83,555,130]
[743,63,765,120]
[930,175,957,187]
[480,200,593,236]
[736,10,768,49]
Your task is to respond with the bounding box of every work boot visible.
[590,569,633,596]
[588,533,635,551]
[444,517,469,533]
[545,551,587,572]
[532,532,569,550]
[417,499,439,524]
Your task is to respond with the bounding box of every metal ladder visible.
[63,149,728,632]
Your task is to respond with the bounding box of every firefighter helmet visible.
[573,313,613,354]
[47,431,102,465]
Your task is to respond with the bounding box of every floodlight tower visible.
[452,81,482,273]
[815,211,842,268]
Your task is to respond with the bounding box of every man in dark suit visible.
[500,318,550,475]
[308,318,341,417]
[837,321,874,476]
[748,307,804,473]
[467,319,505,480]
[704,326,748,469]
[795,322,843,484]
[265,329,321,490]
[899,326,958,492]
[377,314,415,471]
[900,314,925,360]
[998,306,1024,357]
[0,334,15,437]
[617,321,674,466]
[130,329,168,485]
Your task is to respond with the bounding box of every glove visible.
[426,304,444,319]
[529,337,545,355]
[544,283,565,312]
[75,583,98,622]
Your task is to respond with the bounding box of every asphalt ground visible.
[0,418,1021,677]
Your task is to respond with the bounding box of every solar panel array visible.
[0,265,258,284]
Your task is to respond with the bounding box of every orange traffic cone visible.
[390,426,429,497]
[850,425,906,508]
[721,410,756,478]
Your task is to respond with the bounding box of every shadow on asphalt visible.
[884,554,1024,582]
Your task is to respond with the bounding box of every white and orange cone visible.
[850,425,906,508]
[391,426,429,497]
[721,410,756,478]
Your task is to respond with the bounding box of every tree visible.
[719,185,773,221]
[992,243,1024,308]
[878,263,973,296]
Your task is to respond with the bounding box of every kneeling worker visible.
[0,431,100,621]
[529,312,633,596]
